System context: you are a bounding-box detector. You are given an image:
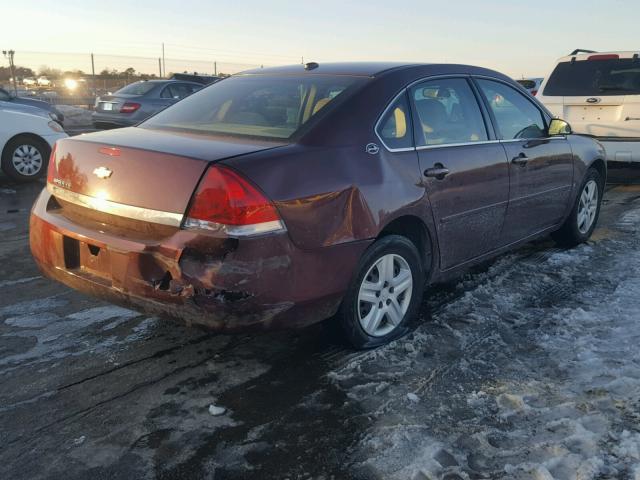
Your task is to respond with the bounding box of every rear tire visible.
[1,135,50,182]
[336,235,425,349]
[552,167,603,247]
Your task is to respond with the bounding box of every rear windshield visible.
[115,82,157,96]
[543,58,640,96]
[516,79,536,89]
[140,74,367,139]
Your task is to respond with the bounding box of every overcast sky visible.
[4,0,639,77]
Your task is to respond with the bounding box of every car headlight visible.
[48,120,64,133]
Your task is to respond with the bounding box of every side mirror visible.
[548,118,572,136]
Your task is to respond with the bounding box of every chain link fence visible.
[0,50,287,107]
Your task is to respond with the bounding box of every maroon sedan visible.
[30,62,606,348]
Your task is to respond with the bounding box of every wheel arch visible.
[377,215,437,280]
[589,158,607,184]
[2,132,51,160]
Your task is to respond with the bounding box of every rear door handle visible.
[512,153,529,165]
[424,165,450,179]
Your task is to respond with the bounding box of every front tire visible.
[1,135,50,182]
[336,235,425,349]
[552,167,603,247]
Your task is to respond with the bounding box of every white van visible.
[537,50,640,166]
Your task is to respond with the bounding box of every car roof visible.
[240,62,423,77]
[239,62,513,80]
[556,51,640,62]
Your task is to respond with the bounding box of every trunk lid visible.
[95,95,133,113]
[49,127,284,219]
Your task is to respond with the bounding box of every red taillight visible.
[531,90,538,96]
[587,54,619,61]
[185,166,283,235]
[120,102,141,113]
[46,142,58,184]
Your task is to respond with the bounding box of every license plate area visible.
[564,105,621,122]
[101,102,113,111]
[63,236,111,281]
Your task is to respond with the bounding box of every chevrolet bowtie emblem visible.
[93,166,113,179]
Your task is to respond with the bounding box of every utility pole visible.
[161,43,165,78]
[214,61,217,76]
[91,53,96,97]
[158,58,162,78]
[2,49,18,95]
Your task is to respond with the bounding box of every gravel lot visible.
[1,177,640,480]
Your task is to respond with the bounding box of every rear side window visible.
[409,78,487,146]
[114,82,157,96]
[544,58,640,96]
[376,93,413,150]
[476,79,546,140]
[142,75,366,139]
[162,83,197,99]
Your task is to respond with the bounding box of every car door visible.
[410,77,510,269]
[474,78,574,244]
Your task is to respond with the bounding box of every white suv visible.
[537,49,640,166]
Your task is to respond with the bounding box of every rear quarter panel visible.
[225,143,428,251]
[567,134,607,194]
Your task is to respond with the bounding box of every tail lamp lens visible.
[120,102,141,113]
[184,166,284,236]
[46,142,58,184]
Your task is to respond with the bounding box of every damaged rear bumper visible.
[29,188,370,331]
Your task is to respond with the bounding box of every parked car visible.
[92,79,202,129]
[31,62,605,349]
[22,77,37,87]
[516,77,543,96]
[0,87,64,123]
[36,76,52,87]
[537,49,640,167]
[1,109,66,181]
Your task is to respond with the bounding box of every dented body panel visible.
[30,189,370,330]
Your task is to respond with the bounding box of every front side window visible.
[409,78,488,146]
[142,75,366,139]
[476,79,546,140]
[376,93,413,150]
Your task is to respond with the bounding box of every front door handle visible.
[512,153,529,165]
[424,164,450,179]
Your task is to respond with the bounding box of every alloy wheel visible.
[357,253,413,337]
[12,144,43,176]
[577,179,598,234]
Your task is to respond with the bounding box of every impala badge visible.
[93,166,113,179]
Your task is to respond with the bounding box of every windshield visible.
[115,81,157,96]
[543,58,640,96]
[140,74,367,139]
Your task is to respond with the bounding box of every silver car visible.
[92,80,202,129]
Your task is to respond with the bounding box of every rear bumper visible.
[91,111,139,128]
[29,188,369,331]
[597,138,640,163]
